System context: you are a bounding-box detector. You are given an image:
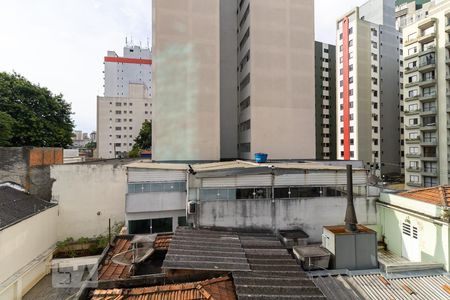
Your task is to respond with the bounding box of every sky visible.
[0,0,366,133]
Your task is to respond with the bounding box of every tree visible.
[85,141,96,150]
[129,120,151,157]
[0,111,14,146]
[134,120,152,150]
[0,72,74,147]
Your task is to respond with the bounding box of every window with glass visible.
[128,181,186,193]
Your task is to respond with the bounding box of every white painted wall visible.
[0,206,57,299]
[51,163,127,240]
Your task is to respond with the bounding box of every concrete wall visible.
[0,206,57,299]
[247,0,316,160]
[51,163,127,240]
[0,147,62,200]
[197,197,377,242]
[152,0,221,161]
[126,192,186,213]
[377,203,450,271]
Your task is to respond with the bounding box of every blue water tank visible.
[255,153,268,163]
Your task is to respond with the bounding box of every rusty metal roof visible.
[398,186,450,206]
[98,233,173,281]
[90,275,236,300]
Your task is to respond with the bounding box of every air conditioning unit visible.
[187,201,196,214]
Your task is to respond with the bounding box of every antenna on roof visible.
[146,37,150,49]
[125,36,128,47]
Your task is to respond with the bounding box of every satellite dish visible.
[111,234,157,266]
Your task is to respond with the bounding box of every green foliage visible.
[0,72,74,147]
[0,111,14,146]
[85,141,96,149]
[128,146,140,158]
[133,120,152,150]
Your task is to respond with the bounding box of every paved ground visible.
[23,274,79,300]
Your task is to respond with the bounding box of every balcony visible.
[405,109,420,115]
[421,154,438,161]
[404,66,419,74]
[446,23,450,33]
[418,46,435,57]
[420,123,437,131]
[421,137,437,146]
[420,107,436,116]
[406,181,422,187]
[405,95,420,102]
[405,123,421,130]
[418,77,436,88]
[404,52,419,61]
[419,93,436,102]
[406,166,421,172]
[405,81,420,88]
[418,32,436,44]
[445,41,450,49]
[406,153,421,158]
[418,59,435,73]
[405,137,420,144]
[418,18,436,30]
[422,168,438,176]
[446,57,450,65]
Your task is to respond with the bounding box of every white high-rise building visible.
[97,45,152,159]
[336,0,402,176]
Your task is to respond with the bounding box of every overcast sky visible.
[0,0,366,133]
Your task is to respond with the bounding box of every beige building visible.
[403,0,450,188]
[97,83,152,158]
[152,0,315,162]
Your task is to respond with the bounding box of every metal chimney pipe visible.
[345,164,358,232]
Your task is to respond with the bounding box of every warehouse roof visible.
[163,227,325,299]
[0,183,56,231]
[398,186,450,206]
[126,160,366,172]
[90,275,236,300]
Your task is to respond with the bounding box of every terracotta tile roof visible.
[98,236,133,281]
[398,186,450,206]
[90,275,236,300]
[98,234,173,281]
[154,233,172,250]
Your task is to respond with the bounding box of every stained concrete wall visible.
[0,147,62,201]
[51,162,127,240]
[197,197,377,242]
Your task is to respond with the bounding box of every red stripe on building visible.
[342,17,351,161]
[104,56,152,65]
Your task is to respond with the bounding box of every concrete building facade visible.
[152,0,315,162]
[315,42,337,160]
[97,45,152,159]
[336,0,402,176]
[97,84,152,158]
[51,160,129,241]
[402,0,450,188]
[395,0,433,30]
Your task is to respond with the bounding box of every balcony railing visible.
[407,181,422,187]
[406,166,421,172]
[406,152,421,158]
[405,109,421,115]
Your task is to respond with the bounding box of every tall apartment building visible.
[336,0,402,176]
[97,45,152,159]
[395,0,432,30]
[152,0,315,162]
[315,42,337,160]
[403,0,450,188]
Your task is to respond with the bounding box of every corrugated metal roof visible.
[163,228,326,299]
[398,186,450,206]
[348,274,450,300]
[125,160,366,172]
[90,275,236,300]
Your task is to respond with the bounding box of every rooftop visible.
[90,275,236,300]
[398,186,450,206]
[163,227,325,299]
[98,233,173,281]
[0,183,56,231]
[126,160,366,173]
